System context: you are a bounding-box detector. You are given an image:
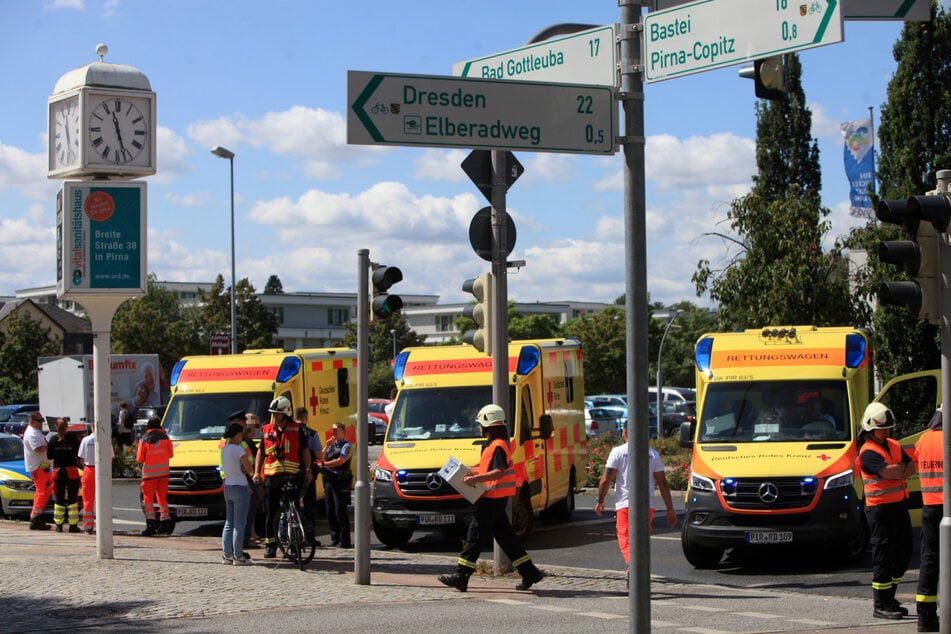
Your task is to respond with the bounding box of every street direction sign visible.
[643,0,844,83]
[462,150,524,203]
[347,71,617,155]
[452,25,617,87]
[650,0,928,20]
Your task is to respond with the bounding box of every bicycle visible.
[276,478,316,569]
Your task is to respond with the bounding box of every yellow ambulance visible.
[372,339,586,548]
[681,326,875,568]
[160,348,357,526]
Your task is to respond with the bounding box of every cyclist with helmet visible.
[437,404,544,593]
[252,396,312,559]
[858,402,916,621]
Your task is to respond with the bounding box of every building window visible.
[435,314,454,332]
[328,308,348,326]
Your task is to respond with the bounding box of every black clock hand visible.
[112,111,130,160]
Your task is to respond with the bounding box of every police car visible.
[0,431,43,518]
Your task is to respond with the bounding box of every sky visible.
[0,0,944,308]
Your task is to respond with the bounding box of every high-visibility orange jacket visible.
[860,437,909,506]
[137,429,174,480]
[479,438,516,499]
[262,421,303,477]
[916,428,944,506]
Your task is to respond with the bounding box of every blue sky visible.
[0,0,942,307]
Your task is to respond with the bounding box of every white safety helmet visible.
[475,404,506,428]
[861,402,896,433]
[268,396,292,417]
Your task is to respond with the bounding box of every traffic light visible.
[876,194,950,324]
[370,264,403,321]
[462,272,493,354]
[738,56,786,101]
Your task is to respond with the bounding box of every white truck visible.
[37,354,162,433]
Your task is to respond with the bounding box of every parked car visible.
[368,413,387,445]
[648,386,696,403]
[367,398,392,424]
[649,401,691,438]
[585,407,623,438]
[586,396,627,425]
[134,405,167,440]
[0,404,39,435]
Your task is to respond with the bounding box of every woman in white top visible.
[221,422,253,565]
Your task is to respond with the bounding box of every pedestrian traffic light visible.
[876,194,950,325]
[462,272,493,354]
[370,264,403,321]
[738,56,786,101]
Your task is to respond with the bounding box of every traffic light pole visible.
[937,169,950,630]
[355,248,370,584]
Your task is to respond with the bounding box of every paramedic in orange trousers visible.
[137,416,175,536]
[23,412,52,530]
[914,407,943,632]
[858,402,916,621]
[437,404,544,593]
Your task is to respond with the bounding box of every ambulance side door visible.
[518,383,548,511]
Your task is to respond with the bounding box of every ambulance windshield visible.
[698,380,850,443]
[162,392,273,440]
[388,386,507,441]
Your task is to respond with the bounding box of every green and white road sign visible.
[643,0,844,83]
[347,71,617,155]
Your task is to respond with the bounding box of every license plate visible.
[173,507,208,518]
[746,530,793,544]
[418,514,454,526]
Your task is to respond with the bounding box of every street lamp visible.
[211,146,237,354]
[390,329,397,361]
[656,309,681,438]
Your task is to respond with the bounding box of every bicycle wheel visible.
[276,510,293,560]
[293,508,316,568]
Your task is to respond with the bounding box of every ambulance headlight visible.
[824,469,854,490]
[374,468,392,482]
[690,473,715,492]
[0,478,34,491]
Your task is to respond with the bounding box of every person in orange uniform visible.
[437,404,544,593]
[252,397,312,559]
[915,407,943,633]
[22,412,52,530]
[858,402,916,621]
[137,416,174,536]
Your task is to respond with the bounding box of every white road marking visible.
[576,611,626,619]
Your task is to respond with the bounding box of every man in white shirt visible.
[595,422,677,586]
[77,429,113,534]
[23,412,53,530]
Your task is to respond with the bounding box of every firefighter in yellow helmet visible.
[437,404,544,593]
[858,402,916,621]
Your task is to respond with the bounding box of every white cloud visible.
[0,143,58,201]
[164,191,212,208]
[521,153,577,184]
[47,0,84,9]
[414,149,467,181]
[149,126,192,184]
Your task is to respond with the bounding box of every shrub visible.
[111,442,141,478]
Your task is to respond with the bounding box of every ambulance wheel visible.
[549,471,576,521]
[681,523,723,569]
[372,518,413,549]
[512,489,534,540]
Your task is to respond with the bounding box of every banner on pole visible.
[840,118,876,219]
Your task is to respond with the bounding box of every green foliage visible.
[111,274,204,380]
[693,54,854,330]
[263,275,284,295]
[454,301,565,342]
[583,432,622,487]
[0,312,61,403]
[194,274,279,353]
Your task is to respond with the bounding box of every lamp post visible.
[656,309,682,438]
[211,146,237,354]
[390,329,397,361]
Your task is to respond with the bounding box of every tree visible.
[454,301,564,343]
[565,305,627,394]
[840,3,951,381]
[0,312,61,402]
[263,275,284,295]
[648,302,719,389]
[694,53,853,329]
[196,275,278,352]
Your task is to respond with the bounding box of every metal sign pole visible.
[491,150,510,574]
[355,249,370,584]
[936,169,950,630]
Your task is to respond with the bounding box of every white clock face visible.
[51,98,80,169]
[87,97,149,165]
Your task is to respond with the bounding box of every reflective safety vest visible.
[916,428,944,506]
[479,437,517,499]
[262,421,303,476]
[137,430,174,480]
[860,437,909,506]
